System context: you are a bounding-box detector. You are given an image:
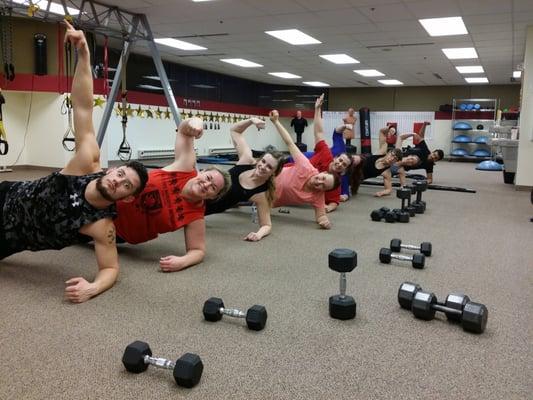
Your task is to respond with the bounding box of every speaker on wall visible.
[34,33,47,75]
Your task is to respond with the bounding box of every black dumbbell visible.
[370,207,390,221]
[390,238,432,256]
[203,297,267,331]
[379,248,425,269]
[122,341,203,388]
[403,186,417,216]
[328,248,357,320]
[412,181,427,213]
[395,189,412,222]
[397,282,488,334]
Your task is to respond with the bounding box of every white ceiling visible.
[97,0,533,87]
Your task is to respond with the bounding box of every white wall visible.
[1,91,458,169]
[515,25,533,187]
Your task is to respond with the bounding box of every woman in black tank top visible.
[205,117,286,241]
[348,148,403,197]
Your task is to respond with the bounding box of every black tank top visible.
[2,171,116,253]
[361,154,389,179]
[205,164,268,215]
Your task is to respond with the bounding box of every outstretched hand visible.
[63,20,87,51]
[269,110,279,122]
[315,93,324,109]
[179,117,204,139]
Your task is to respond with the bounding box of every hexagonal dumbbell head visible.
[173,353,204,388]
[415,181,427,192]
[370,209,383,221]
[328,248,357,273]
[398,282,422,310]
[390,239,402,253]
[420,242,432,256]
[379,248,392,264]
[246,305,268,331]
[396,188,412,199]
[411,290,437,320]
[203,297,224,322]
[122,341,152,373]
[397,211,410,223]
[444,293,470,322]
[462,302,488,334]
[384,211,397,223]
[411,202,425,214]
[412,253,425,269]
[329,294,356,320]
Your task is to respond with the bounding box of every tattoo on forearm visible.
[107,226,116,244]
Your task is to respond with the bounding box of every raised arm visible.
[231,117,265,165]
[378,128,389,155]
[313,94,326,144]
[159,218,206,272]
[269,110,301,158]
[65,219,120,303]
[62,20,100,175]
[396,132,422,148]
[165,117,203,172]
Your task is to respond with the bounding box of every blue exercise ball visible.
[471,149,491,157]
[453,135,472,143]
[453,122,473,130]
[474,136,489,144]
[460,103,467,111]
[451,149,469,156]
[474,103,481,110]
[476,160,503,171]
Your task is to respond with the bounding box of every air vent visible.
[433,73,443,80]
[356,80,369,86]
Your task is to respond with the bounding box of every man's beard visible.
[96,177,115,202]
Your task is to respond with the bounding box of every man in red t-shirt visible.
[113,118,230,272]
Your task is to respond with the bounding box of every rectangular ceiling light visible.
[456,66,484,74]
[220,58,263,68]
[465,77,489,83]
[442,48,478,59]
[354,69,384,77]
[268,72,302,79]
[419,17,468,36]
[513,70,522,78]
[155,38,207,51]
[303,81,330,87]
[378,79,403,85]
[319,54,360,64]
[265,29,321,45]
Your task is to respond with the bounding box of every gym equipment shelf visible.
[450,98,498,162]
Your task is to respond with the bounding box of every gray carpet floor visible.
[0,162,531,400]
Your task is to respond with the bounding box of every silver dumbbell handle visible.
[401,243,420,251]
[339,272,347,298]
[144,355,175,370]
[220,307,246,318]
[391,253,414,262]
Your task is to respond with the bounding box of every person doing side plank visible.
[270,110,340,229]
[0,21,148,303]
[113,117,231,272]
[205,117,286,242]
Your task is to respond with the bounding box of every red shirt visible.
[114,169,204,244]
[310,140,341,205]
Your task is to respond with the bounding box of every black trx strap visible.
[62,42,76,151]
[0,5,15,83]
[0,89,8,155]
[117,51,131,161]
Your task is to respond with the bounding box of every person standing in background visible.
[290,110,308,151]
[343,107,357,153]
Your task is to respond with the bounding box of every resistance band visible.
[61,41,76,151]
[0,89,8,155]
